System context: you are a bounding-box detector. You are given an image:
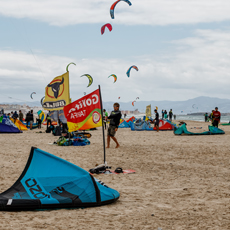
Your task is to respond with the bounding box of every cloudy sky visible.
[0,0,230,103]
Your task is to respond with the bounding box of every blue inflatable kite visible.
[0,147,119,211]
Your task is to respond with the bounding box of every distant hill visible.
[3,96,230,114]
[102,96,230,114]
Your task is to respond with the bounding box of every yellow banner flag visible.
[146,105,151,118]
[42,72,70,111]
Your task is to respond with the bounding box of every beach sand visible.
[0,120,230,230]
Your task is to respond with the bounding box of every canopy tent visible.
[0,147,119,211]
[174,124,225,135]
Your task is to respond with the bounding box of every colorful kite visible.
[101,23,112,35]
[80,74,93,87]
[108,74,117,83]
[30,92,36,99]
[110,0,132,19]
[126,65,138,77]
[132,100,136,106]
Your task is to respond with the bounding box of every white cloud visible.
[0,0,230,26]
[1,28,230,103]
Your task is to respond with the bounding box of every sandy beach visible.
[0,120,230,230]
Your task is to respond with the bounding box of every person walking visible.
[169,109,173,121]
[212,107,221,127]
[106,103,122,148]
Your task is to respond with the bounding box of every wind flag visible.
[42,72,70,111]
[63,89,102,132]
[146,105,151,118]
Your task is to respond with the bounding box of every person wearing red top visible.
[212,107,221,127]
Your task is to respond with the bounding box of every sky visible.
[0,0,230,104]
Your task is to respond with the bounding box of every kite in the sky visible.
[80,74,93,87]
[126,65,138,77]
[136,97,139,100]
[30,92,36,99]
[108,74,117,83]
[40,96,45,106]
[110,0,132,19]
[118,97,120,99]
[101,23,112,35]
[132,100,136,106]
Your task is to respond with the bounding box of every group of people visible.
[161,109,176,121]
[6,110,35,130]
[204,107,221,127]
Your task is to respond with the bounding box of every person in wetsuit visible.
[212,107,221,127]
[169,109,173,121]
[106,103,122,148]
[153,109,159,132]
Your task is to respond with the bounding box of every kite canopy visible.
[110,0,132,19]
[10,118,28,131]
[0,147,119,211]
[0,115,21,133]
[130,120,173,131]
[118,120,130,128]
[174,124,225,135]
[126,65,138,77]
[101,23,112,35]
[108,74,117,83]
[66,62,76,72]
[80,74,93,87]
[30,92,36,99]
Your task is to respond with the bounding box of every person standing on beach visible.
[12,111,18,123]
[164,110,168,119]
[19,110,23,122]
[153,109,159,132]
[169,109,173,121]
[106,103,121,148]
[204,113,208,122]
[161,110,164,119]
[46,111,52,130]
[29,110,34,130]
[210,110,214,122]
[103,109,108,129]
[25,111,30,127]
[212,107,221,127]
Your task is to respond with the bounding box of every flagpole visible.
[98,85,106,165]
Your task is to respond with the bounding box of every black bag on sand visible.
[53,126,62,136]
